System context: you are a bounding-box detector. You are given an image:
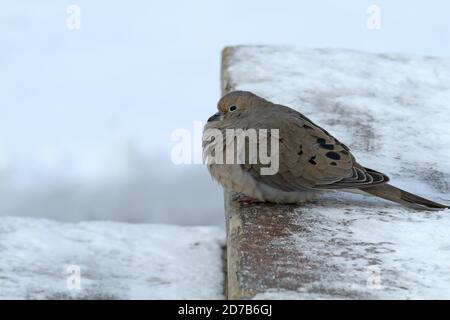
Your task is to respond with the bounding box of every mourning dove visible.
[203,90,449,210]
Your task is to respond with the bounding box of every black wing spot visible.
[326,152,341,160]
[308,155,317,165]
[321,144,334,150]
[317,138,334,150]
[330,162,337,166]
[317,138,326,144]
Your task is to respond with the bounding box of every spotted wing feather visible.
[242,105,389,191]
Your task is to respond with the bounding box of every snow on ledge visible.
[0,217,225,299]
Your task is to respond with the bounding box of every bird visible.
[203,90,449,210]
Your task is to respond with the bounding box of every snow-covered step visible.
[0,217,225,299]
[222,46,450,299]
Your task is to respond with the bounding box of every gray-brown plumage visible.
[203,90,449,210]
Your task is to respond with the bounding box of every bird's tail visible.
[362,183,449,211]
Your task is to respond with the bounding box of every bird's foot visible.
[238,195,266,205]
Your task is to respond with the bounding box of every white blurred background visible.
[1,1,449,225]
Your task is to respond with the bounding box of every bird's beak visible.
[207,112,221,122]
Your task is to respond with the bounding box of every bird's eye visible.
[228,105,237,112]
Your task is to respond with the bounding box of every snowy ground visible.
[225,46,450,299]
[257,201,450,299]
[0,217,225,299]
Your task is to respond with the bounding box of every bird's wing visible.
[242,106,389,191]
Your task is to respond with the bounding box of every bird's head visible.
[207,91,268,123]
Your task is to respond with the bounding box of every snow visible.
[256,203,450,299]
[0,217,225,299]
[226,46,450,299]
